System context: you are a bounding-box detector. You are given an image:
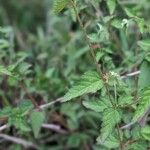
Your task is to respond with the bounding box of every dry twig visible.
[0,134,37,148]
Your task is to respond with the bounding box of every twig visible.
[0,70,141,132]
[39,97,64,109]
[123,138,140,149]
[0,124,8,131]
[0,134,37,148]
[138,108,150,127]
[120,122,135,130]
[0,67,143,148]
[121,71,140,79]
[42,123,67,134]
[0,122,67,135]
[120,108,150,129]
[0,97,64,132]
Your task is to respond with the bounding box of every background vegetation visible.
[0,0,150,150]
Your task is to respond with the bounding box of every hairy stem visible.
[71,0,123,149]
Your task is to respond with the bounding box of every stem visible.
[70,0,114,105]
[71,1,123,149]
[114,81,117,104]
[0,134,37,148]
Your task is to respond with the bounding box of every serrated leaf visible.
[141,125,150,141]
[96,51,104,62]
[63,71,103,101]
[18,100,34,116]
[118,95,133,107]
[31,111,45,138]
[8,107,31,132]
[111,19,122,29]
[18,62,32,75]
[133,88,150,122]
[107,0,116,15]
[0,106,12,118]
[126,142,147,150]
[0,65,12,76]
[99,108,121,143]
[97,133,119,149]
[67,133,88,148]
[53,0,70,14]
[82,99,110,112]
[8,117,30,132]
[138,40,150,51]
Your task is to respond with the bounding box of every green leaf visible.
[8,107,31,132]
[97,133,119,149]
[0,106,12,118]
[18,62,32,75]
[141,125,150,141]
[138,40,150,51]
[133,88,150,122]
[8,117,30,132]
[126,142,147,150]
[96,51,104,62]
[53,0,70,14]
[136,18,147,33]
[0,65,12,76]
[107,0,116,15]
[99,108,121,143]
[18,100,34,116]
[67,133,88,148]
[30,111,45,138]
[124,7,136,18]
[118,95,133,107]
[82,99,111,112]
[70,7,76,22]
[63,71,103,101]
[139,61,150,89]
[0,39,10,49]
[88,33,99,43]
[111,19,122,29]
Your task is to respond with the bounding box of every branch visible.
[121,71,140,79]
[0,97,64,132]
[0,71,142,133]
[42,123,67,134]
[120,122,135,130]
[39,97,64,109]
[0,134,37,148]
[0,124,8,131]
[0,122,67,134]
[120,108,150,129]
[138,108,150,127]
[0,122,67,135]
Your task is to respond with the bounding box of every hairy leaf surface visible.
[100,108,121,143]
[31,111,45,138]
[63,71,103,101]
[83,99,111,112]
[53,0,70,14]
[133,88,150,121]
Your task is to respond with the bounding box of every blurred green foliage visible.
[0,0,150,149]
